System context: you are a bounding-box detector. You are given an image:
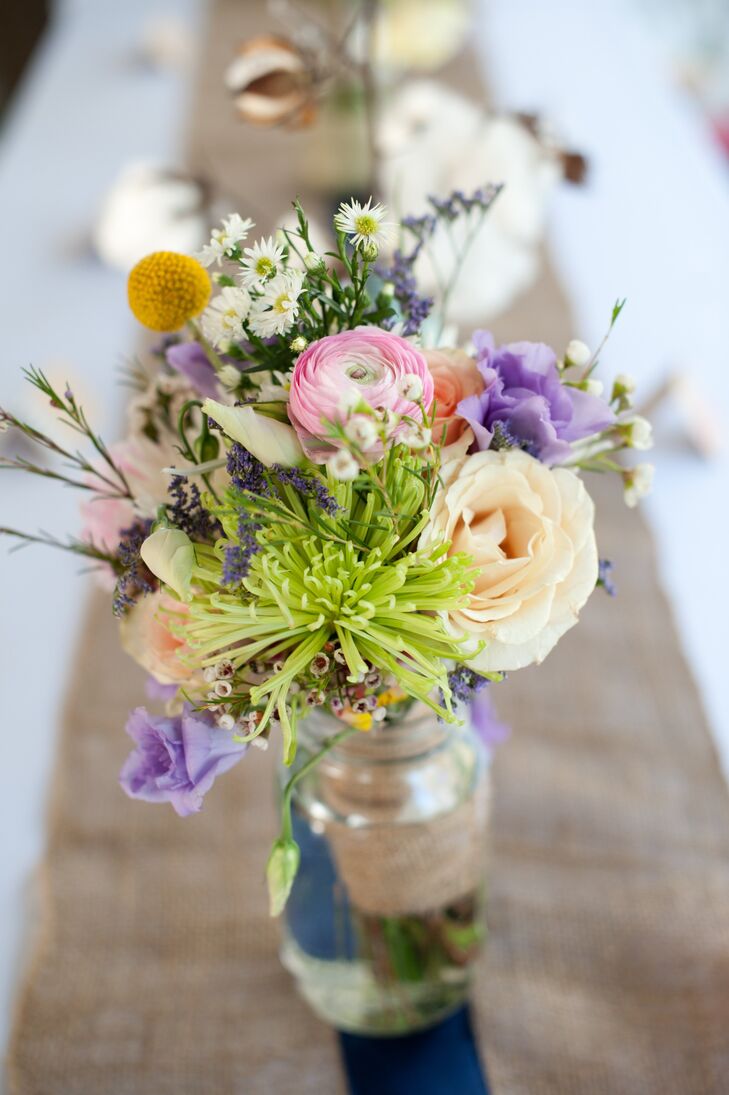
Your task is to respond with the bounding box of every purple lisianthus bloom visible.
[166,341,222,398]
[470,689,510,749]
[119,705,247,816]
[457,331,615,465]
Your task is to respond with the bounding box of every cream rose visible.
[120,591,194,685]
[424,347,483,445]
[423,449,597,671]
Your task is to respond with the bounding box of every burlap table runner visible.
[8,2,729,1092]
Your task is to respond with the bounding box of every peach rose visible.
[120,591,194,685]
[424,348,483,445]
[422,448,597,671]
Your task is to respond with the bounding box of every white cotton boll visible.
[93,162,208,272]
[378,83,562,326]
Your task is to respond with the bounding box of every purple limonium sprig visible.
[457,331,616,466]
[272,465,341,516]
[379,248,433,337]
[168,475,221,541]
[226,441,268,495]
[112,518,155,617]
[597,558,617,597]
[119,705,247,816]
[222,514,261,586]
[447,666,490,705]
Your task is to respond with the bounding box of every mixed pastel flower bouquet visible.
[0,192,653,914]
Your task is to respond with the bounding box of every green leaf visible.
[266,838,301,917]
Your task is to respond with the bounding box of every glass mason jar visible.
[279,703,490,1036]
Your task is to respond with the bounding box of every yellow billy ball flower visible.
[127,251,211,331]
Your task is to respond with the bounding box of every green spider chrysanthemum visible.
[183,450,476,762]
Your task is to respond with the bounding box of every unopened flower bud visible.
[345,414,378,451]
[217,713,236,731]
[398,373,424,401]
[381,281,395,298]
[623,415,653,450]
[359,240,379,261]
[290,335,308,354]
[584,378,603,397]
[614,373,636,394]
[623,463,654,507]
[218,364,243,390]
[303,251,325,272]
[565,339,591,368]
[203,665,218,684]
[327,449,360,481]
[402,425,432,450]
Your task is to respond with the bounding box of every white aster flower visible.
[248,269,304,337]
[327,449,360,481]
[334,198,394,253]
[239,235,286,290]
[201,285,251,349]
[623,463,654,507]
[197,213,254,267]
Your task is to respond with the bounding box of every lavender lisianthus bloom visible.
[166,341,221,398]
[119,705,247,816]
[457,331,615,465]
[470,689,510,749]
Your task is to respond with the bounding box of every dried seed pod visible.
[224,36,316,129]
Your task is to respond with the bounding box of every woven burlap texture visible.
[8,2,729,1092]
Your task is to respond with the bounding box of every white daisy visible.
[197,213,254,267]
[201,286,251,349]
[248,270,304,338]
[334,198,394,253]
[239,236,286,290]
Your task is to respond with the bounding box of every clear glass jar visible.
[279,704,490,1036]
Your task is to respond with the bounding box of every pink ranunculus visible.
[424,348,484,445]
[287,327,434,460]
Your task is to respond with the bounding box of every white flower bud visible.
[398,373,424,401]
[402,425,432,450]
[344,414,378,450]
[218,364,243,390]
[327,449,360,481]
[623,463,654,507]
[625,415,653,451]
[381,281,395,298]
[140,527,195,602]
[359,240,379,261]
[584,379,604,397]
[217,713,236,731]
[565,339,591,368]
[202,398,304,467]
[290,335,308,354]
[250,736,269,751]
[214,679,233,698]
[303,251,325,272]
[614,373,636,394]
[203,666,218,684]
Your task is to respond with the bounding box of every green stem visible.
[280,724,358,841]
